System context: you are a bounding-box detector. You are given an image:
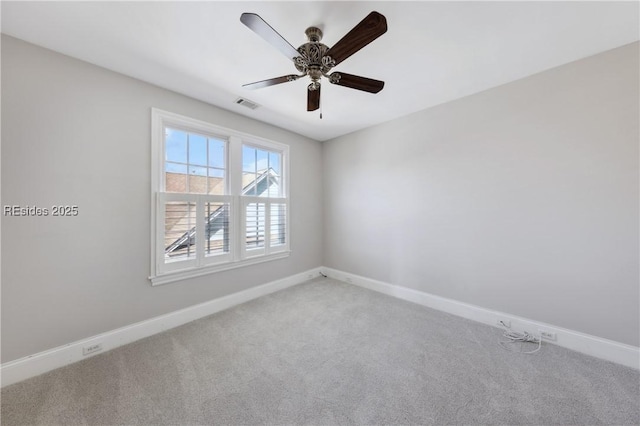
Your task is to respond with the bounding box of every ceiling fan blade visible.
[307,85,320,111]
[240,13,300,61]
[329,73,384,93]
[325,11,387,66]
[242,75,300,90]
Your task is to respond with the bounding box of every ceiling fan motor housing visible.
[294,26,336,88]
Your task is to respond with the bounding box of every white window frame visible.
[150,108,290,285]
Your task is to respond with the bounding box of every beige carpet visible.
[2,278,639,425]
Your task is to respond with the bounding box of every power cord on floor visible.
[498,323,542,354]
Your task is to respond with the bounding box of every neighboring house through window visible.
[150,109,289,285]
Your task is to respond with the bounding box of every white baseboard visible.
[1,267,321,387]
[321,267,640,370]
[4,266,637,387]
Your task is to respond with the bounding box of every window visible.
[151,109,289,285]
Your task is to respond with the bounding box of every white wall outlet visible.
[83,343,103,356]
[345,277,353,284]
[539,330,557,341]
[307,273,314,279]
[496,318,511,328]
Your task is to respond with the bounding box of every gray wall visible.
[323,43,639,347]
[1,35,323,362]
[3,34,638,364]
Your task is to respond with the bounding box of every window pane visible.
[269,152,281,175]
[208,168,225,195]
[245,203,265,249]
[242,172,258,195]
[242,146,256,173]
[166,128,187,163]
[189,166,207,176]
[164,201,196,261]
[255,170,269,197]
[165,163,187,193]
[205,202,230,257]
[187,166,207,193]
[256,149,268,172]
[208,138,225,168]
[208,168,224,178]
[259,173,280,198]
[242,146,282,198]
[188,133,207,166]
[166,162,187,174]
[270,203,286,247]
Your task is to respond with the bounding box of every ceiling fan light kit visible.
[240,11,387,113]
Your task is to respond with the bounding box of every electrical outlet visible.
[307,273,314,279]
[496,318,511,328]
[345,277,353,284]
[83,343,103,356]
[539,330,557,341]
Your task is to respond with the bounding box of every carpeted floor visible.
[1,278,639,425]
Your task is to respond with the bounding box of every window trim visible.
[150,108,290,286]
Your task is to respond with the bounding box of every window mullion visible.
[195,196,205,265]
[265,200,271,255]
[239,196,247,259]
[229,136,243,261]
[229,136,242,196]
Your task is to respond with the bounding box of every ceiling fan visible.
[240,11,387,112]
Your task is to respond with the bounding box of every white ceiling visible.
[2,1,638,141]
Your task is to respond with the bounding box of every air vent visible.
[235,97,260,110]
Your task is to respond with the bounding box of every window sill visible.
[149,251,291,286]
